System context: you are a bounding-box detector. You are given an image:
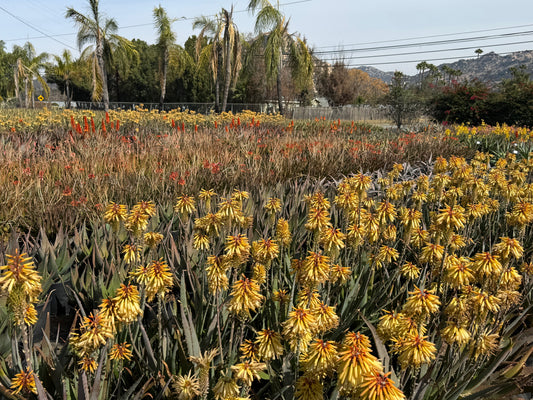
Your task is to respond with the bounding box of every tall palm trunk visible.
[14,62,22,108]
[276,55,284,115]
[159,48,168,111]
[96,34,109,111]
[65,81,71,109]
[221,27,232,112]
[24,77,29,108]
[215,44,223,113]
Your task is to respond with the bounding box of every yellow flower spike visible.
[376,200,397,225]
[360,371,406,400]
[205,255,229,294]
[470,330,499,360]
[264,197,282,213]
[397,334,436,368]
[113,284,142,323]
[419,242,444,265]
[402,286,440,319]
[305,207,331,233]
[329,264,351,285]
[312,301,339,333]
[230,361,266,387]
[337,332,382,390]
[0,249,41,300]
[443,255,475,288]
[173,371,201,400]
[282,306,317,341]
[228,276,263,318]
[78,356,98,374]
[144,258,174,301]
[240,339,259,361]
[175,195,196,216]
[213,372,240,400]
[104,202,128,229]
[471,252,502,278]
[295,374,324,400]
[144,231,163,248]
[300,251,330,285]
[441,321,471,346]
[435,204,466,230]
[252,238,280,263]
[400,262,420,280]
[10,367,37,395]
[225,234,251,260]
[255,329,284,361]
[377,310,404,341]
[376,245,399,264]
[110,342,133,361]
[493,237,524,260]
[122,244,141,264]
[319,227,346,254]
[300,339,337,376]
[275,218,292,247]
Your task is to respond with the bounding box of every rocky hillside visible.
[359,50,533,85]
[440,51,533,83]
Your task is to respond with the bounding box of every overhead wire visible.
[313,30,533,55]
[313,23,533,49]
[0,5,77,51]
[317,39,533,61]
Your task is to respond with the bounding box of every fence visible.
[15,100,392,122]
[287,105,391,121]
[74,101,270,114]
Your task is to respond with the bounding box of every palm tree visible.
[194,8,242,113]
[219,7,242,113]
[12,42,49,108]
[248,0,312,114]
[193,14,222,112]
[102,31,138,102]
[51,50,75,108]
[153,5,176,110]
[66,0,126,111]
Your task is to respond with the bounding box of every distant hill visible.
[357,50,533,85]
[440,51,533,83]
[357,66,396,85]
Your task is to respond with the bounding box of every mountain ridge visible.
[357,50,533,84]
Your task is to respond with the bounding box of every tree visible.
[153,5,176,110]
[219,7,242,112]
[66,0,130,110]
[193,14,222,111]
[12,42,49,108]
[248,0,313,114]
[49,50,75,108]
[475,48,483,58]
[317,61,357,106]
[387,71,419,129]
[193,8,242,112]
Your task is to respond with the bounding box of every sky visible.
[2,0,533,75]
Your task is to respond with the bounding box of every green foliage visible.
[431,66,533,127]
[387,71,422,129]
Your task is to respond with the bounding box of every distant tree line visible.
[0,0,389,113]
[387,62,533,129]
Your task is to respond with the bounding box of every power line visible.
[313,30,533,55]
[3,0,313,42]
[313,23,533,49]
[340,51,523,68]
[0,5,77,51]
[317,39,533,62]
